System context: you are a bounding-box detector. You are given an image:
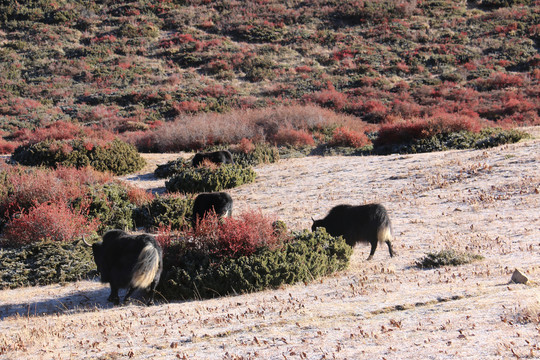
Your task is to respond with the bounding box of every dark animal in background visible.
[192,150,234,167]
[311,203,394,260]
[89,230,163,305]
[192,192,233,229]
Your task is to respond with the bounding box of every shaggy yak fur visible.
[191,192,233,229]
[312,203,394,260]
[91,230,163,305]
[192,150,234,167]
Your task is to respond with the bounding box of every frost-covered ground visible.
[1,129,539,359]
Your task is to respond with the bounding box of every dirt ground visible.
[0,128,539,359]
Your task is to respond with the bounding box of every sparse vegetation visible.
[416,249,484,268]
[0,0,536,156]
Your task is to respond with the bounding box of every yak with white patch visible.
[311,203,394,260]
[192,150,234,167]
[192,192,233,229]
[90,230,163,305]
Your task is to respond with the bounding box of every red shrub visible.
[126,186,154,207]
[305,84,347,110]
[234,138,256,154]
[375,114,484,146]
[329,127,370,148]
[217,211,281,257]
[187,210,286,258]
[53,166,113,186]
[203,84,237,98]
[2,202,99,246]
[156,224,178,251]
[272,128,315,147]
[295,65,312,73]
[11,121,81,144]
[391,99,423,118]
[0,139,20,154]
[0,165,111,221]
[479,72,526,90]
[173,100,205,114]
[360,100,388,123]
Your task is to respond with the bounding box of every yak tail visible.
[131,244,160,289]
[377,225,393,243]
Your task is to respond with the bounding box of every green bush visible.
[232,143,280,167]
[81,183,137,232]
[470,0,531,8]
[165,164,256,193]
[12,139,146,175]
[411,128,528,153]
[156,144,278,181]
[134,194,193,231]
[416,249,484,269]
[376,128,528,154]
[0,240,96,289]
[154,157,191,179]
[158,228,352,300]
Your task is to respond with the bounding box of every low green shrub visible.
[134,194,194,231]
[165,164,256,193]
[471,0,531,9]
[12,139,146,175]
[0,240,96,289]
[232,143,280,167]
[375,128,528,154]
[154,157,191,179]
[473,129,529,149]
[155,144,278,179]
[158,228,352,300]
[81,183,137,232]
[416,249,484,269]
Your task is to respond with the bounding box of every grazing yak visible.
[192,192,233,229]
[89,230,163,305]
[192,150,234,167]
[311,203,394,260]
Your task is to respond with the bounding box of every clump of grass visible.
[416,249,484,269]
[515,299,540,324]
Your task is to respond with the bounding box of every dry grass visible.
[1,128,539,359]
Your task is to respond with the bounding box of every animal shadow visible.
[0,282,156,320]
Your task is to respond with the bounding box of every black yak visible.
[89,230,163,305]
[192,150,234,167]
[311,203,394,260]
[192,192,233,229]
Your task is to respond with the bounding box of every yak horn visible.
[82,235,92,247]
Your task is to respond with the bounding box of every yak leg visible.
[123,287,136,304]
[145,281,159,306]
[108,286,120,305]
[386,240,395,257]
[367,240,378,261]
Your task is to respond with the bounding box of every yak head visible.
[311,217,324,232]
[91,242,104,274]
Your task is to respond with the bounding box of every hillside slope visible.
[1,132,539,359]
[0,0,538,138]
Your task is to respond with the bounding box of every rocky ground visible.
[0,128,539,359]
